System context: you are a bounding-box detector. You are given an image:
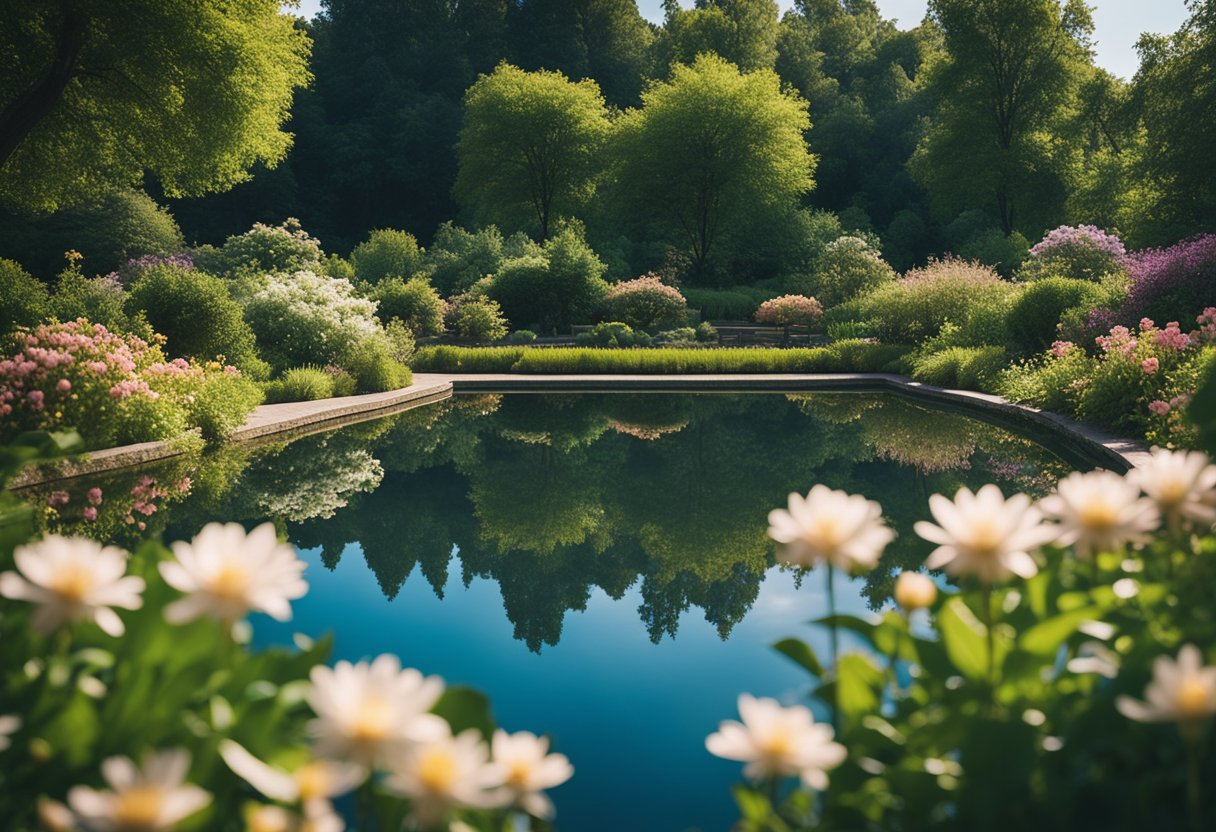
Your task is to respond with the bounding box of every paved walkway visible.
[11,372,1150,488]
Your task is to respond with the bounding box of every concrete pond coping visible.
[9,371,1152,489]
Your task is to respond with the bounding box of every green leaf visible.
[836,653,884,721]
[732,784,773,823]
[1018,607,1099,656]
[433,686,495,739]
[773,638,824,678]
[938,597,989,681]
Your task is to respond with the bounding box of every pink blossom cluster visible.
[1051,340,1075,358]
[1195,308,1216,342]
[1153,322,1191,351]
[1094,326,1137,356]
[125,475,169,529]
[755,295,825,327]
[1148,394,1192,417]
[1029,224,1128,264]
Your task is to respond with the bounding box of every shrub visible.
[1119,234,1216,328]
[412,345,525,372]
[957,229,1030,277]
[755,295,824,327]
[811,236,896,307]
[857,258,1013,344]
[602,275,689,331]
[1006,277,1104,356]
[127,263,267,377]
[371,276,445,336]
[111,253,197,287]
[426,222,524,296]
[826,321,871,341]
[264,366,334,403]
[654,327,700,345]
[695,321,718,342]
[488,228,610,331]
[212,218,324,276]
[351,228,427,284]
[1022,224,1129,282]
[242,270,381,373]
[575,322,653,348]
[445,293,509,341]
[911,345,1008,390]
[505,329,538,344]
[0,258,49,336]
[684,287,773,320]
[49,266,150,339]
[186,370,264,441]
[341,332,413,392]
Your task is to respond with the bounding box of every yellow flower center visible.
[967,519,1005,555]
[1176,677,1211,719]
[505,759,533,789]
[50,566,95,604]
[247,806,290,832]
[758,732,794,760]
[208,561,250,601]
[809,517,840,549]
[417,749,459,794]
[1078,500,1119,530]
[1159,480,1189,507]
[349,695,393,743]
[294,761,331,801]
[112,786,163,830]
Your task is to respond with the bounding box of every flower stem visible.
[982,584,996,699]
[1188,738,1202,832]
[827,564,840,731]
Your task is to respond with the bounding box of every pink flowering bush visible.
[1021,224,1129,282]
[0,319,261,447]
[856,258,1015,343]
[755,295,824,327]
[602,275,689,331]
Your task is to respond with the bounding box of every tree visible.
[0,0,312,211]
[611,54,815,281]
[456,63,612,240]
[911,0,1095,236]
[656,0,781,73]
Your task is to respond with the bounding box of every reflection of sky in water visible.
[256,546,874,832]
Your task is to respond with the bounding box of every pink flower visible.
[1140,317,1156,332]
[83,507,98,521]
[1051,340,1075,358]
[56,379,71,393]
[1141,357,1160,374]
[48,491,70,507]
[87,487,103,506]
[1154,322,1191,350]
[1149,400,1171,416]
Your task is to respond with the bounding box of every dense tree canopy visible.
[0,0,311,211]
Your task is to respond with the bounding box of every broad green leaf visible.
[773,637,824,678]
[1018,607,1099,656]
[836,653,884,721]
[938,597,989,681]
[433,686,495,739]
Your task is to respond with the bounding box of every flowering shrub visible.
[0,320,260,447]
[1119,234,1216,329]
[602,275,689,331]
[109,252,196,286]
[48,266,150,340]
[1005,276,1106,356]
[755,294,824,327]
[810,236,896,306]
[1021,224,1130,281]
[857,257,1014,343]
[210,218,325,276]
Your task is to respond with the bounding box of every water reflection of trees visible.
[43,392,1077,652]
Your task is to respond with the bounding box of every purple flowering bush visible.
[1021,224,1130,282]
[1117,234,1216,330]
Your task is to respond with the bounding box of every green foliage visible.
[444,294,510,342]
[371,277,446,336]
[351,229,427,284]
[911,345,1008,390]
[127,264,266,377]
[1006,277,1103,356]
[487,227,610,331]
[957,229,1031,278]
[504,329,537,345]
[612,54,815,279]
[0,1,311,211]
[684,287,776,321]
[575,322,653,348]
[187,372,265,442]
[656,0,781,74]
[456,63,612,238]
[341,333,413,393]
[212,218,325,277]
[263,366,336,404]
[425,223,523,297]
[998,346,1095,415]
[0,258,49,336]
[49,268,150,340]
[810,236,897,307]
[695,321,718,343]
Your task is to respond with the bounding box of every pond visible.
[21,391,1108,831]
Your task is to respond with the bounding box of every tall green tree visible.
[911,0,1095,237]
[611,54,815,280]
[0,0,312,211]
[456,63,612,240]
[656,0,781,73]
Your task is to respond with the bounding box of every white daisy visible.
[768,485,894,572]
[383,724,507,829]
[243,802,344,832]
[1039,470,1160,559]
[914,484,1058,583]
[489,730,573,819]
[160,523,307,625]
[67,748,210,831]
[1116,644,1216,726]
[307,655,447,768]
[706,694,846,789]
[219,740,365,815]
[0,536,144,637]
[1129,448,1216,531]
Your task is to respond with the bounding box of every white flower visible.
[0,715,20,752]
[36,798,75,832]
[1129,448,1216,530]
[0,536,144,637]
[67,748,210,832]
[1039,470,1160,559]
[914,485,1057,583]
[308,654,447,768]
[243,803,344,832]
[768,485,894,572]
[160,523,307,625]
[705,694,846,789]
[383,724,507,829]
[893,571,938,611]
[488,730,573,819]
[219,740,365,815]
[1116,644,1216,726]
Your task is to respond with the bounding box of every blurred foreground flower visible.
[490,730,574,819]
[1116,644,1216,731]
[914,485,1057,583]
[67,748,210,831]
[0,536,144,636]
[706,694,846,789]
[243,803,344,832]
[1039,470,1159,559]
[768,485,893,571]
[0,714,20,751]
[894,571,937,611]
[384,724,507,828]
[160,522,307,625]
[308,655,446,768]
[219,740,364,816]
[1129,449,1216,531]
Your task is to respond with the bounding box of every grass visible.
[412,341,911,374]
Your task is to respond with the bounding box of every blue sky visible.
[292,0,1189,80]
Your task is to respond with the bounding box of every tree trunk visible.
[0,7,88,172]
